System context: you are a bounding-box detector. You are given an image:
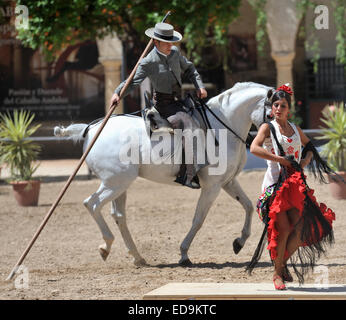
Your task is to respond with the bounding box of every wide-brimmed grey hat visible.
[145,22,182,43]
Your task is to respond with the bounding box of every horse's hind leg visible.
[83,183,126,261]
[110,193,146,266]
[179,186,221,266]
[223,178,254,254]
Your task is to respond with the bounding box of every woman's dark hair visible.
[272,90,291,108]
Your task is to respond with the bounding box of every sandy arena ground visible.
[0,168,345,300]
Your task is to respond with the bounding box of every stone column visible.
[98,59,122,113]
[96,33,123,114]
[265,0,302,96]
[271,51,296,89]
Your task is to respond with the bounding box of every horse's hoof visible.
[233,238,243,254]
[179,258,193,267]
[98,246,110,261]
[134,258,147,266]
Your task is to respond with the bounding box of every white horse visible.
[54,82,274,266]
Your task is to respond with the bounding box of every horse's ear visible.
[144,91,153,109]
[267,89,273,100]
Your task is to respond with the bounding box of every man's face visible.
[155,40,173,55]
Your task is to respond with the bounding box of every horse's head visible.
[263,88,274,121]
[250,87,274,129]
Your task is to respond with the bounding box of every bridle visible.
[194,98,251,146]
[194,90,274,148]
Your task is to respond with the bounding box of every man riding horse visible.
[111,22,208,189]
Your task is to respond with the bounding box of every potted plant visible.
[0,110,41,206]
[318,102,346,199]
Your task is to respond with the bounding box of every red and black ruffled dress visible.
[247,121,335,283]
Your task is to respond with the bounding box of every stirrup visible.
[185,179,201,189]
[174,174,200,189]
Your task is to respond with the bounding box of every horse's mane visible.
[208,82,272,107]
[227,82,271,94]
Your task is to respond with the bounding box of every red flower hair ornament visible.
[277,83,293,96]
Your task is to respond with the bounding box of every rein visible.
[197,98,255,148]
[83,93,271,149]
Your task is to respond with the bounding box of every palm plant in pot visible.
[318,102,346,199]
[0,110,41,206]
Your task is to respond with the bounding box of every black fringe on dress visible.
[303,141,345,184]
[290,187,334,284]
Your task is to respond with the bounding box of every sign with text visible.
[0,2,105,120]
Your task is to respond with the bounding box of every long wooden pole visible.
[6,11,171,281]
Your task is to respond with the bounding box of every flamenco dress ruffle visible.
[267,168,335,260]
[248,166,335,284]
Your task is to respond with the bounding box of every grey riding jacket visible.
[114,46,204,97]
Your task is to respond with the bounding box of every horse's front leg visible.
[222,178,254,254]
[179,185,221,266]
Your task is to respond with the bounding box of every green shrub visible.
[0,110,41,181]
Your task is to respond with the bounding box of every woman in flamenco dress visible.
[247,84,336,290]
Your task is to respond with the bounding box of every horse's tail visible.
[54,123,88,143]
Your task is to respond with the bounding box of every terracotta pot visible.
[11,180,41,206]
[328,171,346,200]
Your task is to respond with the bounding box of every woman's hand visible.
[300,149,313,169]
[278,157,292,167]
[300,157,310,169]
